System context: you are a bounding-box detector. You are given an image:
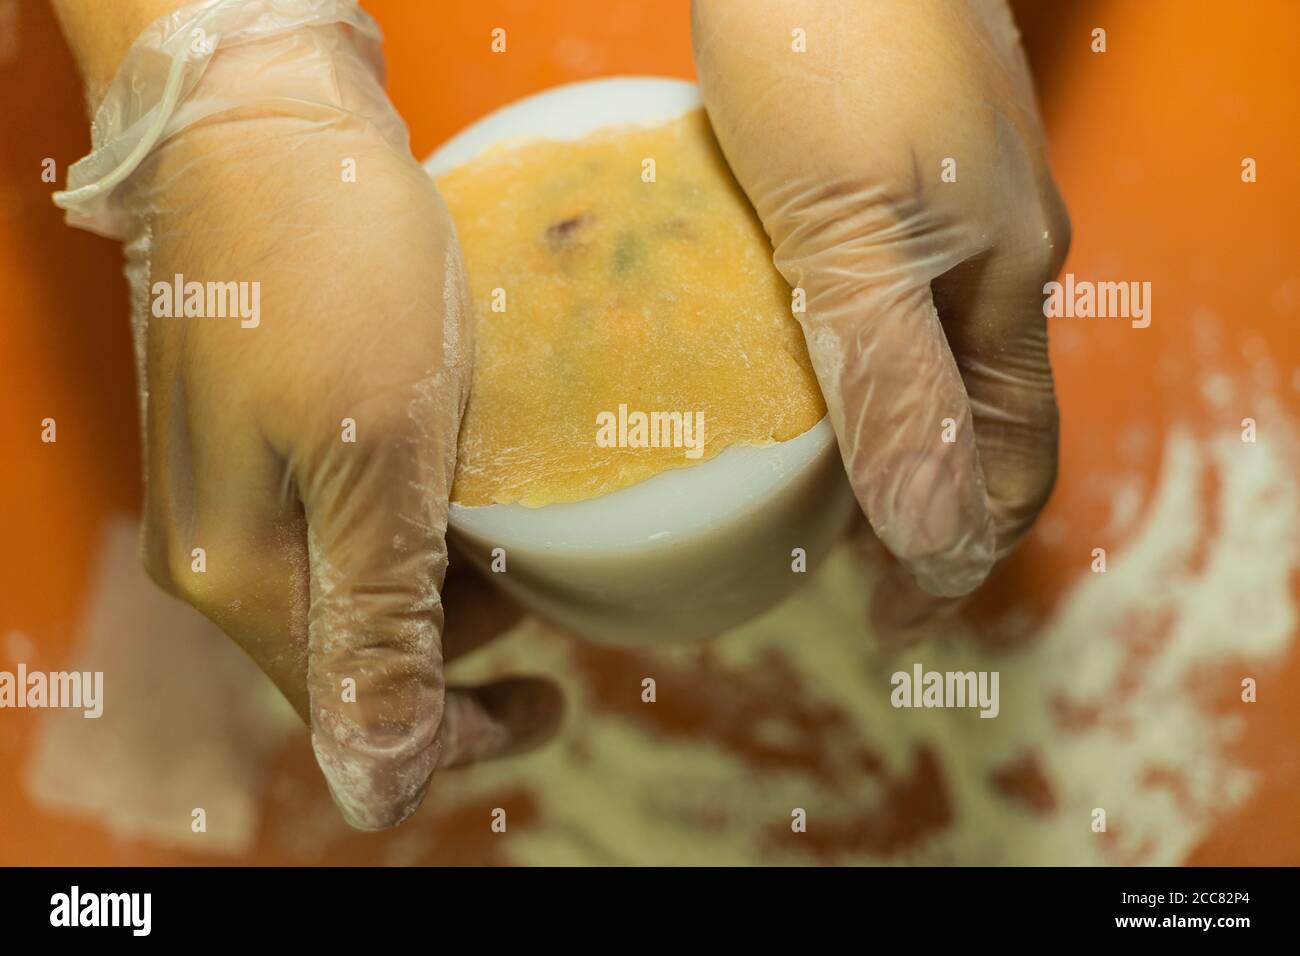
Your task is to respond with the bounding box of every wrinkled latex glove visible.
[693,0,1070,622]
[54,0,560,829]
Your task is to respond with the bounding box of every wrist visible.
[52,0,192,111]
[52,0,398,241]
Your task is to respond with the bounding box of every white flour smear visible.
[432,417,1299,865]
[23,518,297,855]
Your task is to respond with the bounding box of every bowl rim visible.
[422,76,704,178]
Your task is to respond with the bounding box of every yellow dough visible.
[439,109,826,507]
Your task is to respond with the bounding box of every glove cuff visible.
[53,0,387,240]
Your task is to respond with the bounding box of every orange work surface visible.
[0,0,1297,865]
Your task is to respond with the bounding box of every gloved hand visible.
[692,0,1070,633]
[55,0,560,829]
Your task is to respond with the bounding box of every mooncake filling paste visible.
[439,109,826,508]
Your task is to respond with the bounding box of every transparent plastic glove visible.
[693,0,1070,613]
[54,0,560,829]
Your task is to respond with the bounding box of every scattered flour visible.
[21,411,1298,864]
[430,420,1298,865]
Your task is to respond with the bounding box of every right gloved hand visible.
[692,0,1071,632]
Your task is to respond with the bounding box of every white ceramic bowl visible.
[425,77,857,643]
